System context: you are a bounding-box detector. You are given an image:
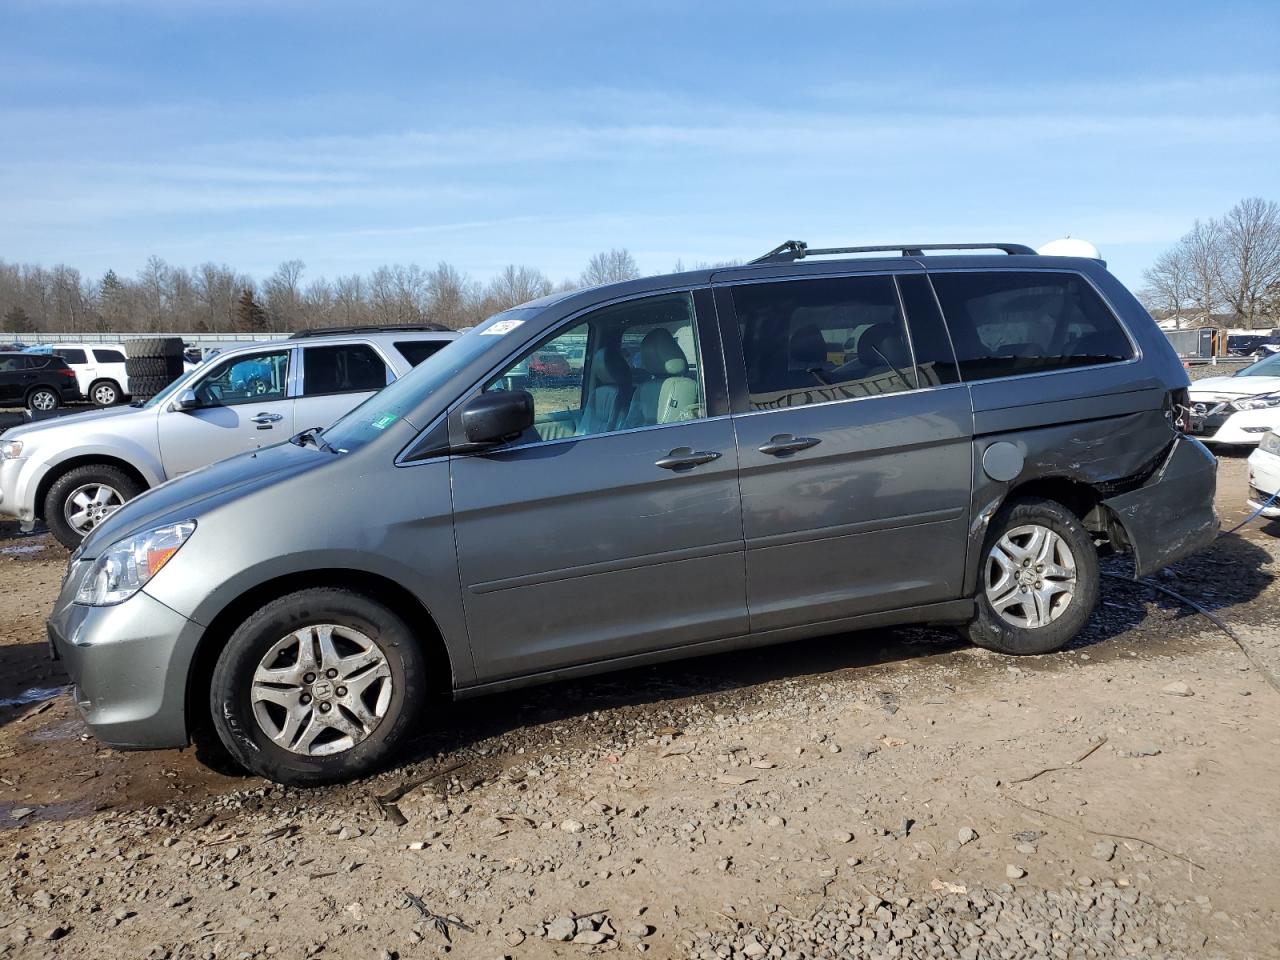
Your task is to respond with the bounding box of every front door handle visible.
[251,412,284,426]
[758,434,822,457]
[655,447,722,471]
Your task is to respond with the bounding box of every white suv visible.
[25,342,132,407]
[0,327,458,546]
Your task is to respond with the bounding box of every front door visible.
[156,346,296,477]
[720,271,974,632]
[450,289,748,682]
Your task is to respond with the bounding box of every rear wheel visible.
[44,463,144,548]
[210,589,426,786]
[26,386,60,414]
[964,497,1099,655]
[90,380,121,407]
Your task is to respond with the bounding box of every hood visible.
[1189,374,1280,398]
[2,403,144,440]
[78,440,332,558]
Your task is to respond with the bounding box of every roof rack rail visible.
[287,323,452,340]
[749,241,1037,265]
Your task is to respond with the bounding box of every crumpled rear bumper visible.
[1102,436,1219,578]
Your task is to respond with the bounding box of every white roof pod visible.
[1037,237,1102,260]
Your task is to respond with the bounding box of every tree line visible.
[0,248,660,336]
[1141,197,1280,329]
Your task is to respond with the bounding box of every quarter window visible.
[485,292,704,443]
[195,350,290,406]
[302,344,389,395]
[732,275,923,410]
[929,271,1134,380]
[394,340,449,367]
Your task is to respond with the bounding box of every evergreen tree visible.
[236,288,268,333]
[3,305,35,335]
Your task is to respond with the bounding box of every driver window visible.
[195,350,291,407]
[485,291,704,443]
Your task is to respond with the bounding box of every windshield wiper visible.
[290,426,334,453]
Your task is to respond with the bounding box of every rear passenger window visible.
[929,272,1133,380]
[394,340,448,367]
[732,275,923,410]
[58,348,87,364]
[93,348,126,363]
[302,344,389,395]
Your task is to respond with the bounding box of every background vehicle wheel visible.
[26,386,60,414]
[90,379,121,407]
[964,496,1099,656]
[210,589,426,787]
[43,464,144,548]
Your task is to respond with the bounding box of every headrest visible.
[857,323,911,368]
[592,346,631,387]
[789,325,829,366]
[640,328,688,377]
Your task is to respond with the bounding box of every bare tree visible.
[425,262,476,329]
[263,259,306,330]
[484,265,552,311]
[1216,197,1280,327]
[580,248,640,287]
[1140,247,1191,321]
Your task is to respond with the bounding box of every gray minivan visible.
[47,242,1219,786]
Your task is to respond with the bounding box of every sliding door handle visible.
[758,434,822,457]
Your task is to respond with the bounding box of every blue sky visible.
[1,0,1277,290]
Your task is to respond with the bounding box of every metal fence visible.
[0,331,291,350]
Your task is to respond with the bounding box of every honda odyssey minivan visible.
[47,242,1219,786]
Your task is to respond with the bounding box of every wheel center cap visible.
[312,679,335,700]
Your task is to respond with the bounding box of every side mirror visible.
[461,390,534,445]
[173,389,200,411]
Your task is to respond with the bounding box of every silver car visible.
[0,327,458,547]
[46,243,1218,787]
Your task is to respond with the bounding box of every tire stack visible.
[125,337,186,401]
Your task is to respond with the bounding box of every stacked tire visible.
[125,337,186,402]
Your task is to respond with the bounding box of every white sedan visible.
[1246,431,1280,519]
[1188,352,1280,445]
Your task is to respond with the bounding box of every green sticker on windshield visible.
[370,413,397,431]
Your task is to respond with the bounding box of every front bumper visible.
[1186,406,1279,445]
[47,577,201,749]
[1102,436,1220,578]
[1246,447,1280,519]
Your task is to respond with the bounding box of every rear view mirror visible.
[173,389,200,411]
[461,390,534,445]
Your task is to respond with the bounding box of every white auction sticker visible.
[481,319,525,336]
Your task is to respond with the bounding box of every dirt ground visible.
[0,452,1278,959]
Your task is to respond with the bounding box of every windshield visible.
[321,308,541,453]
[141,363,206,408]
[1235,352,1280,377]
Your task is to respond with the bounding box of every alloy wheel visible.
[64,483,125,535]
[984,523,1077,629]
[30,390,57,412]
[250,624,393,756]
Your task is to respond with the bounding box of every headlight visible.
[1261,432,1280,456]
[0,440,23,459]
[1233,394,1280,411]
[74,521,195,606]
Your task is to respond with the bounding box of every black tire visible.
[964,496,1099,656]
[125,336,184,359]
[25,386,61,414]
[43,463,144,549]
[89,379,122,407]
[125,356,169,379]
[128,375,171,400]
[210,589,426,787]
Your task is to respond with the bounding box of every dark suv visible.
[0,352,80,412]
[47,242,1218,786]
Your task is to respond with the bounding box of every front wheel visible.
[44,464,144,548]
[964,497,1099,656]
[210,589,426,786]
